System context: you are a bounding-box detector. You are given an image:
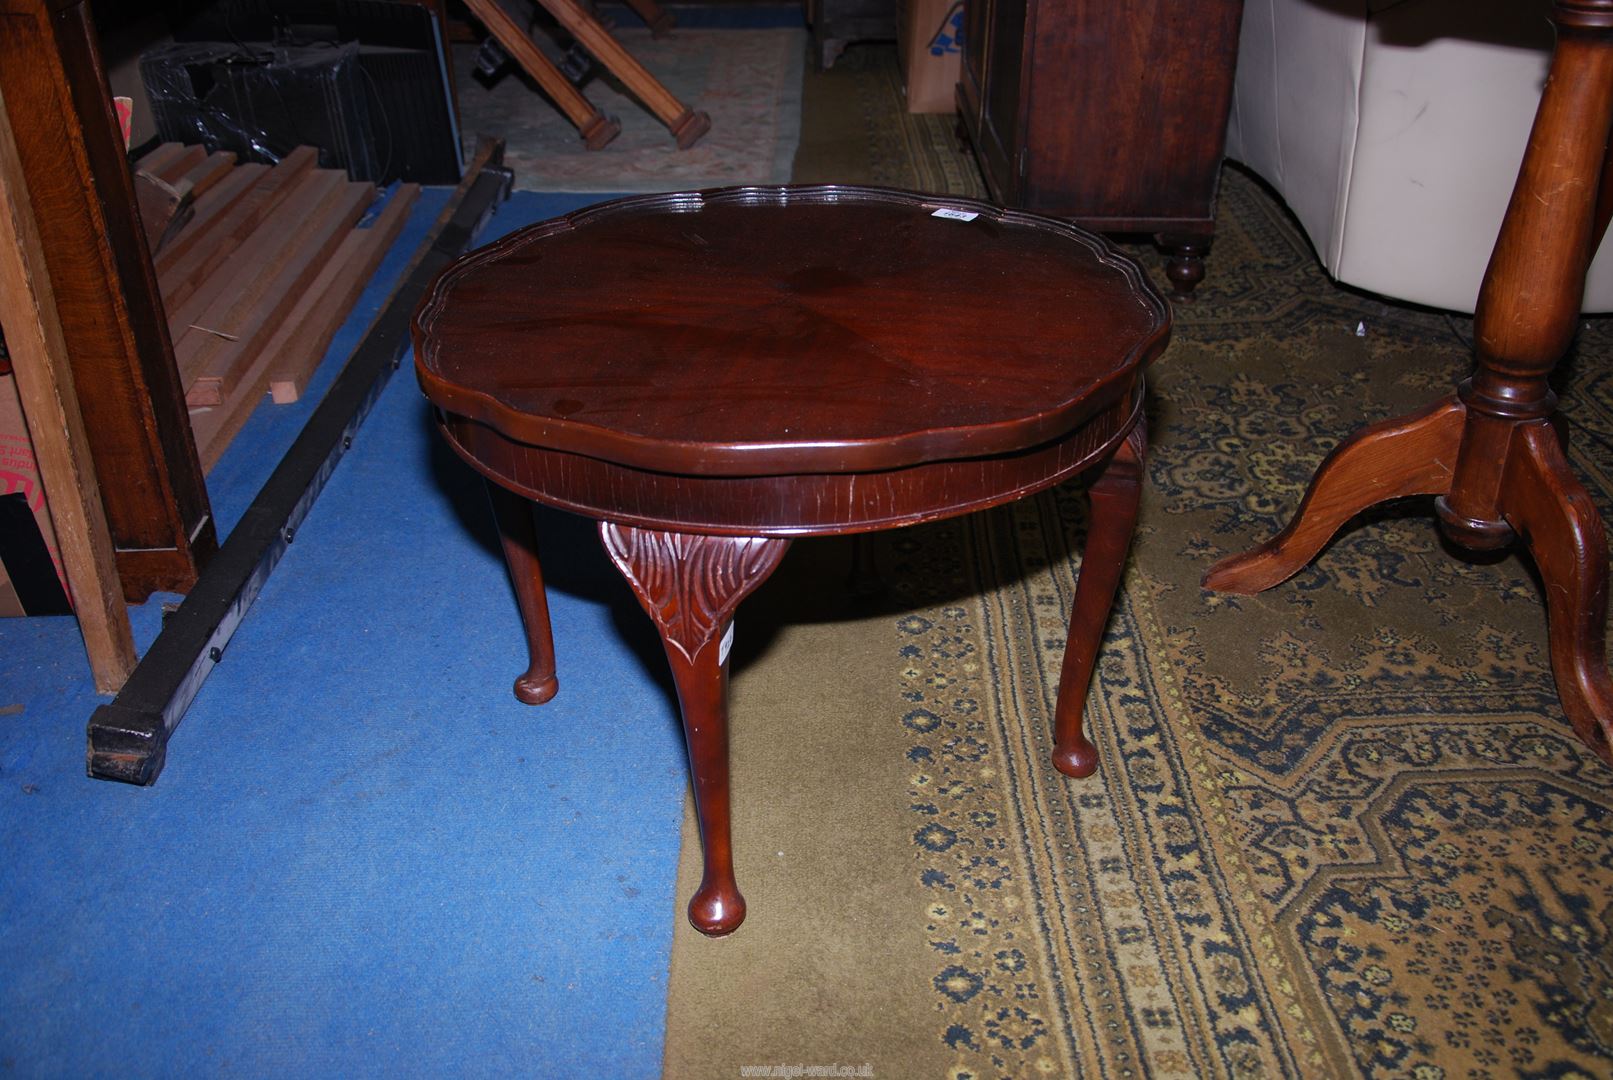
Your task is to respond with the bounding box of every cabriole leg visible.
[1052,424,1146,778]
[488,482,559,705]
[600,522,790,935]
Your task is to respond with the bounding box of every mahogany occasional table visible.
[414,186,1171,934]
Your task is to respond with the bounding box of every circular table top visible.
[415,185,1169,477]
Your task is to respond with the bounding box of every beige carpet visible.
[659,42,1613,1080]
[454,27,803,192]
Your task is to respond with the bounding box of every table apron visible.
[437,382,1144,537]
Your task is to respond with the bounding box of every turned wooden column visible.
[1205,0,1613,765]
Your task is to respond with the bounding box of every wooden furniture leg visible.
[461,0,621,150]
[489,482,559,705]
[536,0,711,147]
[600,523,790,936]
[1052,423,1145,778]
[1503,422,1613,758]
[622,0,676,37]
[846,533,885,600]
[0,81,135,693]
[1154,233,1211,300]
[1204,2,1613,767]
[1203,396,1467,593]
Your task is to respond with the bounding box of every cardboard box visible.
[0,372,70,615]
[898,0,965,114]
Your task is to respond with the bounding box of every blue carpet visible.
[0,190,690,1078]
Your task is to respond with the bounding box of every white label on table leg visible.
[718,620,735,666]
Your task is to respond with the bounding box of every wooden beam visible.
[133,141,184,175]
[158,147,317,321]
[267,183,420,405]
[190,184,419,468]
[132,169,193,252]
[460,0,621,149]
[537,0,710,147]
[176,150,236,199]
[184,179,376,407]
[151,161,266,278]
[0,1,216,602]
[151,143,205,184]
[86,143,511,785]
[0,78,134,692]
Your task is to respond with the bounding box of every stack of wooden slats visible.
[133,143,420,470]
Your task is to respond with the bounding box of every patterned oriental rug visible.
[659,45,1613,1079]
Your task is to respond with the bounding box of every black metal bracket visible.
[87,144,513,786]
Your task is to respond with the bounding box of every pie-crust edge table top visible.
[415,184,1168,483]
[413,185,1171,935]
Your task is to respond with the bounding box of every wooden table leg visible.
[1500,422,1613,759]
[1202,397,1467,594]
[600,522,790,936]
[461,0,621,150]
[623,0,675,37]
[488,482,559,705]
[846,533,885,600]
[1052,423,1145,778]
[537,0,711,148]
[1203,2,1613,767]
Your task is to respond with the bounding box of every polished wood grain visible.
[0,76,134,692]
[958,0,1245,298]
[417,187,1166,477]
[602,524,791,935]
[1203,397,1467,594]
[417,185,1170,933]
[441,387,1143,537]
[489,481,560,706]
[1205,2,1613,767]
[1053,421,1145,778]
[1,0,216,601]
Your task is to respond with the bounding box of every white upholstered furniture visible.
[1227,0,1613,313]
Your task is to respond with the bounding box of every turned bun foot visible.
[688,882,746,936]
[1155,233,1209,300]
[514,672,559,705]
[1052,735,1099,779]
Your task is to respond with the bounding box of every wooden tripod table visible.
[1205,1,1613,768]
[414,186,1170,934]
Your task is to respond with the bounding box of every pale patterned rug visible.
[658,43,1613,1080]
[453,26,803,192]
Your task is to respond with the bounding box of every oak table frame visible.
[415,185,1171,934]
